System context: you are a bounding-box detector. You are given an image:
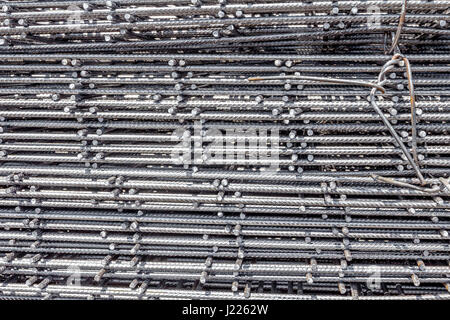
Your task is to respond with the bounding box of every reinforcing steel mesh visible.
[0,0,449,300]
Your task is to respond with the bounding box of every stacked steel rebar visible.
[0,0,449,300]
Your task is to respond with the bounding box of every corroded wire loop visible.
[249,56,426,187]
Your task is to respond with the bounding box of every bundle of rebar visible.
[0,0,449,300]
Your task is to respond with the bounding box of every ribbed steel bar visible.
[0,0,449,300]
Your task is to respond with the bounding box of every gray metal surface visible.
[0,0,449,300]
